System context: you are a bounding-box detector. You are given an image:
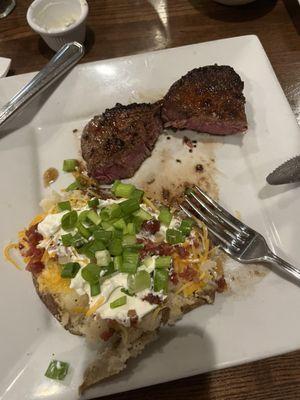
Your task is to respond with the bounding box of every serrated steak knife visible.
[266,156,300,185]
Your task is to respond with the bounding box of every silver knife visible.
[0,41,84,129]
[266,156,300,185]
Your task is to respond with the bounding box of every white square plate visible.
[1,35,300,400]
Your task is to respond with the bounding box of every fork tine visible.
[189,192,246,244]
[183,199,240,251]
[180,204,225,246]
[195,186,251,237]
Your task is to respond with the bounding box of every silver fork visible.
[180,186,300,282]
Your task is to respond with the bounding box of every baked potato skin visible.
[32,274,85,336]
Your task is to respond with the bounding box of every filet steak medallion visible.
[162,65,247,135]
[81,101,163,183]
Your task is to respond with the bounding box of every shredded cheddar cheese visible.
[37,260,72,294]
[181,258,201,264]
[3,243,22,270]
[143,197,159,213]
[86,296,105,317]
[72,306,88,314]
[29,213,45,227]
[183,281,204,297]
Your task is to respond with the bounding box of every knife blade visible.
[0,42,84,129]
[266,156,300,185]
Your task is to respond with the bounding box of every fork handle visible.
[265,252,300,281]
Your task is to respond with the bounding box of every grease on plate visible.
[43,168,59,188]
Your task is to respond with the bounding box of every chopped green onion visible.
[102,262,115,277]
[133,208,152,221]
[128,270,151,293]
[166,229,185,244]
[45,360,69,381]
[143,256,154,268]
[110,295,127,309]
[130,189,144,202]
[61,233,73,247]
[113,218,127,231]
[123,243,144,251]
[81,263,101,284]
[179,219,194,236]
[65,179,83,192]
[60,262,80,278]
[114,255,123,270]
[119,198,140,215]
[154,268,169,293]
[77,242,95,259]
[90,282,100,297]
[132,216,144,232]
[93,229,112,243]
[88,239,106,253]
[155,256,172,269]
[113,182,136,198]
[87,210,101,225]
[113,228,123,240]
[121,288,134,296]
[126,222,136,235]
[108,238,123,256]
[72,232,86,248]
[95,250,111,266]
[112,180,121,192]
[101,220,114,230]
[63,159,77,172]
[184,187,194,196]
[61,210,78,230]
[158,206,172,226]
[122,234,136,246]
[88,197,99,208]
[77,222,92,239]
[100,204,122,221]
[78,210,91,225]
[58,201,71,211]
[120,251,139,274]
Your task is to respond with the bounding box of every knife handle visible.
[0,42,84,128]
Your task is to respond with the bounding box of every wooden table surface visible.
[1,0,300,399]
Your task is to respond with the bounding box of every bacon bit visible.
[138,239,173,258]
[170,270,179,284]
[143,293,162,305]
[127,309,138,326]
[100,328,114,341]
[24,224,45,273]
[175,245,189,258]
[142,219,160,235]
[18,243,24,250]
[183,136,193,149]
[26,261,44,274]
[179,265,198,282]
[216,276,227,293]
[25,246,44,258]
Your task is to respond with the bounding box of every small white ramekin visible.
[27,0,89,52]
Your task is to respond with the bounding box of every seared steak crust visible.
[162,65,247,135]
[81,102,163,183]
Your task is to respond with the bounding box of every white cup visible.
[27,0,89,51]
